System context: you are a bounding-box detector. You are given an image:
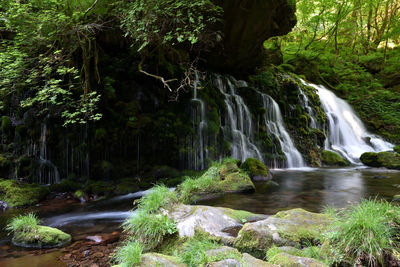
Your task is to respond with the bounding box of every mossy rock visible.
[234,209,330,258]
[360,151,400,169]
[394,145,400,154]
[321,150,350,166]
[49,179,81,193]
[241,158,272,181]
[268,252,328,267]
[177,159,255,203]
[0,179,49,207]
[12,225,71,249]
[140,253,185,267]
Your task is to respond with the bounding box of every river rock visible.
[234,208,330,258]
[140,253,185,267]
[240,158,273,181]
[12,225,71,249]
[360,151,400,169]
[86,232,119,245]
[167,204,267,242]
[269,252,328,267]
[321,150,350,166]
[0,200,8,211]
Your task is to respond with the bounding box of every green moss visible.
[1,116,12,132]
[177,159,254,203]
[360,151,400,169]
[394,145,400,154]
[49,179,81,193]
[12,225,71,248]
[321,150,350,166]
[74,189,84,198]
[0,179,49,207]
[268,252,327,267]
[222,208,258,223]
[273,209,330,243]
[0,154,9,167]
[240,158,269,178]
[115,178,140,195]
[234,228,270,259]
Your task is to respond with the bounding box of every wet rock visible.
[83,250,90,258]
[12,225,71,249]
[269,252,328,267]
[140,253,185,267]
[234,208,330,258]
[167,204,267,242]
[321,150,350,166]
[0,200,8,211]
[360,151,400,170]
[86,232,119,245]
[240,158,273,181]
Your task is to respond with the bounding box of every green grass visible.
[112,241,143,267]
[324,199,400,266]
[122,211,177,249]
[137,185,177,213]
[179,234,222,267]
[6,213,40,233]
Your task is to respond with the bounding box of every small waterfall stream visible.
[215,75,263,162]
[306,82,393,163]
[260,93,305,168]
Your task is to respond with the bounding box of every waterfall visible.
[215,75,263,162]
[260,94,305,168]
[191,72,208,170]
[34,122,60,184]
[298,79,318,129]
[307,82,393,163]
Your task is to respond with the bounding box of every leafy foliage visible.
[118,0,222,52]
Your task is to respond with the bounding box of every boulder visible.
[241,158,273,181]
[360,151,400,169]
[0,200,7,211]
[321,150,350,166]
[167,204,267,242]
[140,253,185,267]
[206,246,277,267]
[234,208,330,258]
[12,225,71,249]
[268,252,328,267]
[177,159,255,203]
[0,178,49,207]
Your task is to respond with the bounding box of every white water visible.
[215,76,263,162]
[45,211,134,227]
[298,79,318,129]
[308,82,393,163]
[191,72,208,170]
[260,94,305,168]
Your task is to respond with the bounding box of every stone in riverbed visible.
[167,204,267,244]
[240,158,273,181]
[360,151,400,169]
[234,208,330,258]
[140,253,185,267]
[12,225,71,249]
[321,150,350,166]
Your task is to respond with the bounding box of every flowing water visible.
[303,82,393,163]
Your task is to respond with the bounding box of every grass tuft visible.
[6,213,40,234]
[325,198,400,266]
[112,240,143,267]
[122,211,177,249]
[137,184,177,213]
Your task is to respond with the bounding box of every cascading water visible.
[306,82,393,163]
[215,75,263,162]
[191,72,208,170]
[260,93,305,168]
[298,79,318,129]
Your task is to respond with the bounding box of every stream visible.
[1,167,400,266]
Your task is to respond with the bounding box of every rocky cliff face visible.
[207,0,296,74]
